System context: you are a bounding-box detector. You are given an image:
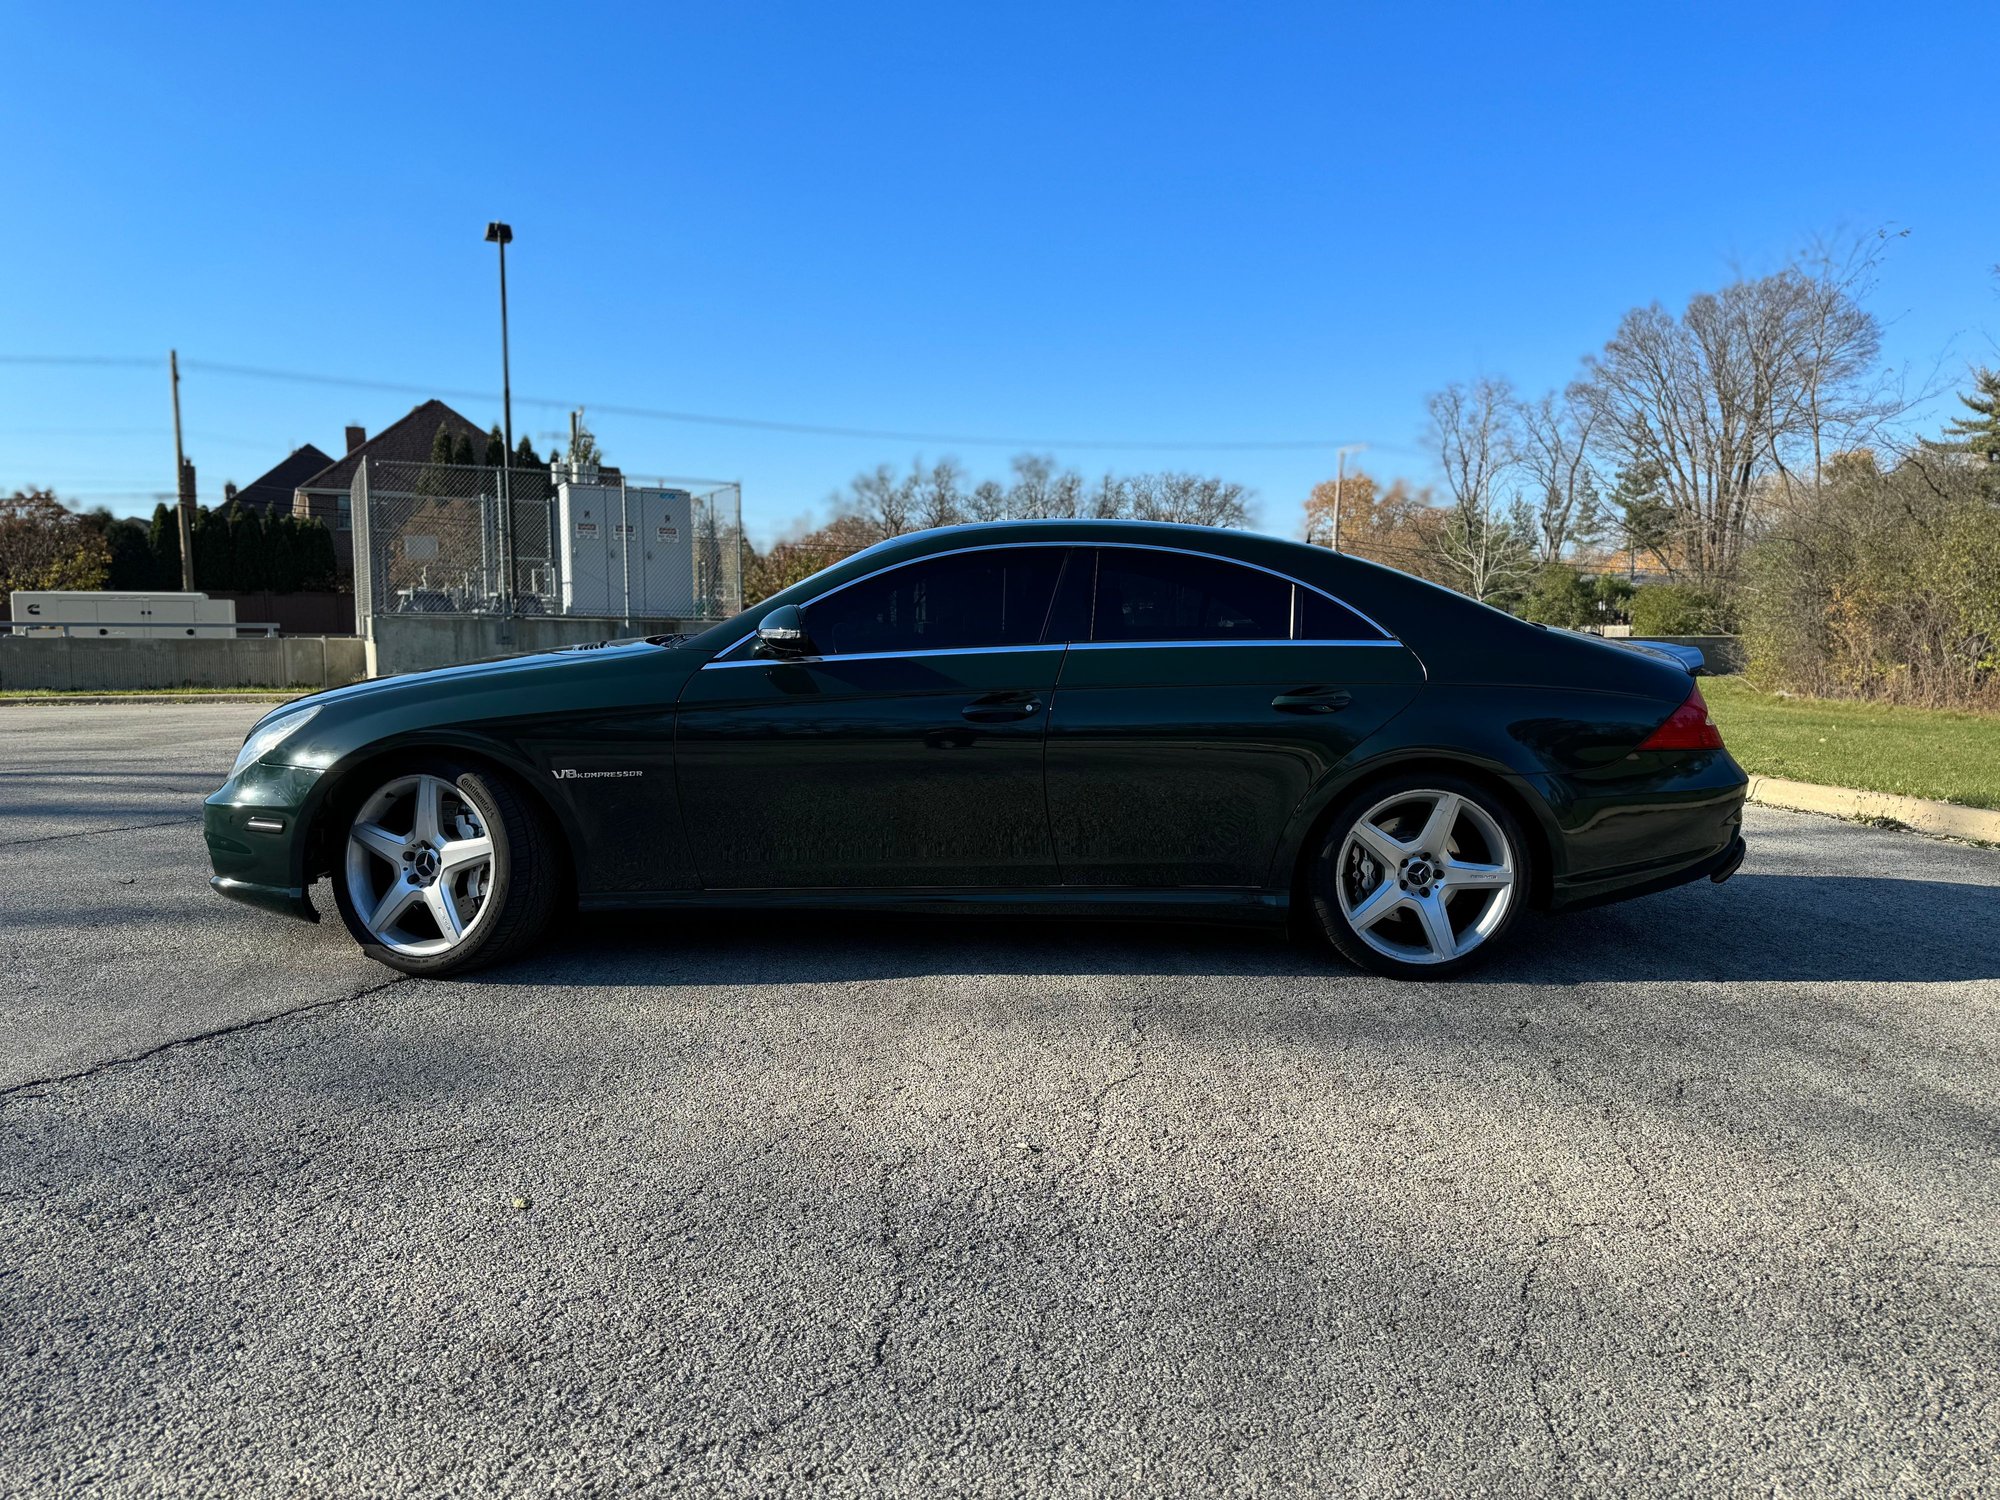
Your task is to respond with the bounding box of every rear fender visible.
[1268,746,1564,907]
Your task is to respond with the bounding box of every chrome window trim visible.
[700,637,1401,670]
[1064,638,1404,652]
[702,538,1400,666]
[703,643,1064,670]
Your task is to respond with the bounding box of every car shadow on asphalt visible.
[492,871,2000,988]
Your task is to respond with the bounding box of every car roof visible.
[688,518,1692,700]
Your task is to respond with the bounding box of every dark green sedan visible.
[204,520,1746,980]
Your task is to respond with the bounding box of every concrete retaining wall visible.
[0,636,366,692]
[366,614,694,677]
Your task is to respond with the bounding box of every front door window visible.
[803,547,1067,655]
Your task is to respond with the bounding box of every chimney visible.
[177,456,197,509]
[345,425,367,454]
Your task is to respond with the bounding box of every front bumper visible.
[203,759,325,923]
[209,874,317,921]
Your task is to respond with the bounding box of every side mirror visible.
[755,604,813,659]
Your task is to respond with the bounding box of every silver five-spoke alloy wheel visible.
[1335,788,1516,966]
[344,773,496,957]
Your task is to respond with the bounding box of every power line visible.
[0,353,1397,455]
[0,355,156,368]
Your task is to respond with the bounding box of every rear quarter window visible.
[1298,588,1387,642]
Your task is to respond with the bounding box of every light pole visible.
[169,349,194,590]
[484,221,516,613]
[1330,443,1367,553]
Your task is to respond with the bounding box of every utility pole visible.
[170,350,194,590]
[484,221,516,614]
[1330,443,1367,553]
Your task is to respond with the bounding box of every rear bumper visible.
[1534,748,1747,912]
[1553,832,1746,912]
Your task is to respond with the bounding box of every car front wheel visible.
[1309,773,1530,979]
[331,758,558,977]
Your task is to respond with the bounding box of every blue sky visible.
[2,1,1993,544]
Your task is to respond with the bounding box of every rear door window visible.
[1091,549,1293,642]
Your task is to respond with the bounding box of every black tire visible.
[330,756,561,977]
[1307,771,1532,980]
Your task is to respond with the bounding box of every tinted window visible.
[1299,588,1387,642]
[1092,549,1291,642]
[804,547,1066,656]
[1041,548,1096,643]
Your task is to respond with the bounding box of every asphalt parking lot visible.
[3,703,1997,1497]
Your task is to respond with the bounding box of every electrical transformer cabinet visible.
[557,483,696,618]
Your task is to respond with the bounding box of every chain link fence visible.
[351,460,741,630]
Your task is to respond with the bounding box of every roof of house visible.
[230,444,334,515]
[293,400,492,494]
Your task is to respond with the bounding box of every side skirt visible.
[576,885,1289,925]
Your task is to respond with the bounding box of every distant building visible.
[291,400,493,574]
[229,444,334,517]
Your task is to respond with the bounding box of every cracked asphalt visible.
[3,703,1998,1497]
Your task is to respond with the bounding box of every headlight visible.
[232,706,320,776]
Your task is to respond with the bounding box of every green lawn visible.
[1702,676,2000,810]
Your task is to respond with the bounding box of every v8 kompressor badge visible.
[552,768,645,780]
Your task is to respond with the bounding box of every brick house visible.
[292,400,493,575]
[228,444,335,517]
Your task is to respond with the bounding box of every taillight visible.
[1639,683,1724,751]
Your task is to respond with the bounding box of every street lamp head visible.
[484,221,513,245]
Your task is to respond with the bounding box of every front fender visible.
[291,729,599,883]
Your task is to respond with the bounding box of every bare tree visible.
[839,463,909,538]
[826,453,1250,533]
[1773,230,1909,491]
[1513,387,1602,563]
[1047,466,1085,519]
[913,457,966,530]
[1426,378,1535,601]
[1577,236,1902,589]
[1005,455,1057,518]
[968,478,1009,521]
[1090,473,1127,518]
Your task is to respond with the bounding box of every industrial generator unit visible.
[7,591,237,638]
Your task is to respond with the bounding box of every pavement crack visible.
[1515,1249,1570,1477]
[0,975,411,1102]
[723,1154,919,1460]
[1546,1055,1674,1235]
[868,1156,916,1376]
[0,816,198,850]
[1052,995,1151,1189]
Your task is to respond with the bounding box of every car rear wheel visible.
[1309,773,1529,979]
[330,758,558,977]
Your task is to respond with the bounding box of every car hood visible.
[246,637,701,740]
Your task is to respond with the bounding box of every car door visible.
[674,545,1073,889]
[1044,545,1425,887]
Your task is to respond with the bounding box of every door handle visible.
[1271,687,1351,714]
[961,694,1042,723]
